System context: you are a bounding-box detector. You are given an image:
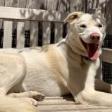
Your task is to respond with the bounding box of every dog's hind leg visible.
[0,54,41,106]
[0,54,26,95]
[0,95,39,112]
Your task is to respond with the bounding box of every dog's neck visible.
[65,32,87,57]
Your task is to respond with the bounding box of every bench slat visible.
[17,22,25,48]
[102,48,112,63]
[38,97,112,112]
[3,21,12,48]
[43,22,51,45]
[55,23,63,42]
[0,6,66,22]
[30,21,38,47]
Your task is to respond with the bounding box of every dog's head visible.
[65,12,106,61]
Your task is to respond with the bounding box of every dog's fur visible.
[0,95,38,112]
[0,11,112,112]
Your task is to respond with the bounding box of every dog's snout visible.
[90,33,100,41]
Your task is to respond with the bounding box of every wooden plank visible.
[24,21,30,47]
[38,110,112,112]
[30,21,38,47]
[38,96,74,105]
[55,23,63,42]
[38,96,112,112]
[17,0,27,8]
[0,0,4,6]
[104,0,112,35]
[0,0,4,29]
[45,0,59,10]
[3,21,12,48]
[17,22,25,48]
[26,0,83,12]
[26,0,42,9]
[70,0,83,11]
[39,99,74,105]
[102,48,112,63]
[96,62,103,79]
[38,104,112,111]
[26,0,39,47]
[42,22,51,45]
[0,6,66,22]
[5,0,14,7]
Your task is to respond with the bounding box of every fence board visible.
[17,0,27,8]
[17,22,25,48]
[26,0,43,9]
[3,21,12,48]
[0,0,4,6]
[5,0,16,7]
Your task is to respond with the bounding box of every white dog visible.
[0,11,112,112]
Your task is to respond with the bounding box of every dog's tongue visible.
[87,44,99,61]
[80,39,100,61]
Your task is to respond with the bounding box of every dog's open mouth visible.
[81,39,100,61]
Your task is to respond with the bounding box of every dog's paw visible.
[20,97,38,106]
[29,91,45,101]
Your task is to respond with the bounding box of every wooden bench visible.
[0,6,67,48]
[0,6,112,112]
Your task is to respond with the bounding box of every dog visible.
[0,11,112,112]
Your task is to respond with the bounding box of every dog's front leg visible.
[72,76,112,106]
[75,61,112,106]
[77,89,112,106]
[70,59,112,106]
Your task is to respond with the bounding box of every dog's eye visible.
[80,24,87,28]
[97,23,103,28]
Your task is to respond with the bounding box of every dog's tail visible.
[0,95,38,112]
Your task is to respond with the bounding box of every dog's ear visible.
[64,12,83,23]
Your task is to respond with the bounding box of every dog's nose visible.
[90,33,100,41]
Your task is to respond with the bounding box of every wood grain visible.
[38,96,112,112]
[0,7,65,22]
[102,48,112,63]
[17,22,25,48]
[3,21,12,48]
[42,22,51,45]
[30,21,38,46]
